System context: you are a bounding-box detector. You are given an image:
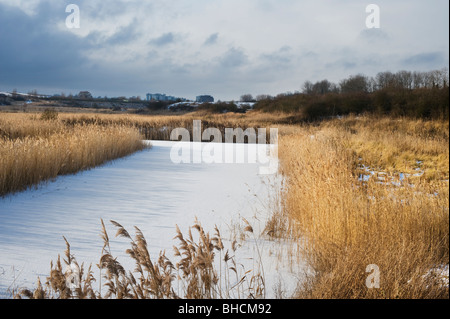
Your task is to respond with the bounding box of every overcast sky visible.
[0,0,448,101]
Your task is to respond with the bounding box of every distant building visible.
[146,93,186,102]
[146,93,166,101]
[196,95,214,103]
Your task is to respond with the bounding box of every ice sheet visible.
[0,141,304,298]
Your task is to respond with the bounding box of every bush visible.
[40,109,59,121]
[198,102,239,113]
[254,87,449,121]
[146,101,172,111]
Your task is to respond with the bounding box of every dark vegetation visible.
[198,101,239,113]
[255,69,449,121]
[2,68,448,118]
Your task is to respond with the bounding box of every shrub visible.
[40,109,59,121]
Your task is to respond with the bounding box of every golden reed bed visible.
[2,110,448,298]
[0,112,147,196]
[279,120,448,298]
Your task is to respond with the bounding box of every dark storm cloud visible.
[0,2,152,96]
[0,3,94,89]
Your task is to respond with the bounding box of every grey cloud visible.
[0,3,92,87]
[204,33,219,46]
[149,33,176,46]
[358,28,390,43]
[219,48,248,68]
[105,20,142,45]
[325,58,358,71]
[403,52,447,67]
[260,46,293,66]
[1,0,448,102]
[0,2,148,97]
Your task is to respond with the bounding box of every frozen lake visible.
[0,141,304,298]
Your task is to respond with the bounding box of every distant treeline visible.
[254,68,449,120]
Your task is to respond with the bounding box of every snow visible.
[0,141,304,298]
[235,102,256,109]
[424,265,449,288]
[357,162,425,186]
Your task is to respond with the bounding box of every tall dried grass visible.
[16,219,265,299]
[279,117,449,298]
[57,111,289,141]
[4,111,448,299]
[1,111,298,142]
[322,115,449,180]
[0,113,147,196]
[0,113,66,139]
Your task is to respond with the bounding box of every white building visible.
[146,93,185,102]
[146,93,167,101]
[196,95,214,103]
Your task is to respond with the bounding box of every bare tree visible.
[256,94,272,101]
[367,76,378,93]
[302,81,314,94]
[313,80,333,95]
[340,74,369,93]
[303,80,336,95]
[440,67,449,88]
[432,68,449,88]
[396,71,413,90]
[240,94,255,102]
[412,71,425,89]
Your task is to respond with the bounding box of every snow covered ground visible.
[0,141,305,298]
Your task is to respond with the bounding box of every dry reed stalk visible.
[15,219,266,299]
[278,118,449,298]
[0,119,147,196]
[322,115,449,179]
